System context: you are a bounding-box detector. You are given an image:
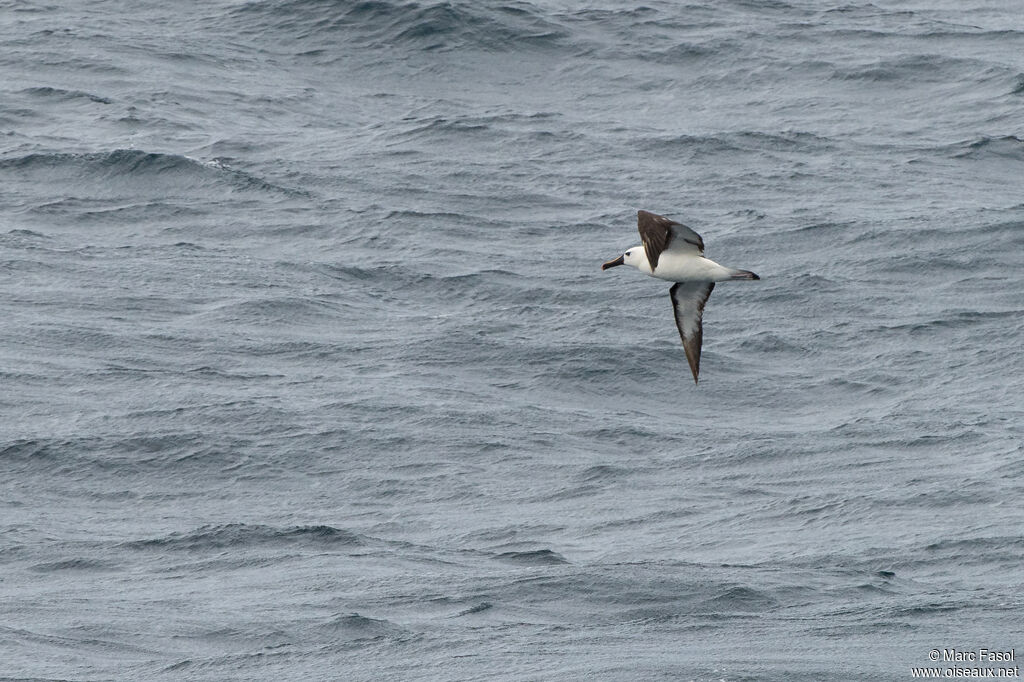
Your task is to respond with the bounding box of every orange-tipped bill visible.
[602,255,624,270]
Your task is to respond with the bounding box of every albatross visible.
[602,210,760,384]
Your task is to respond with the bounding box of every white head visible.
[602,245,645,270]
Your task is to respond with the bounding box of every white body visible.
[622,245,741,282]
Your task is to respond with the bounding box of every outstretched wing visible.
[669,282,715,384]
[637,210,705,269]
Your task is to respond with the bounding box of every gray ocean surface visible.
[2,1,1023,680]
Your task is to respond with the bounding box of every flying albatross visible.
[602,210,760,383]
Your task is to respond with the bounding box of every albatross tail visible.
[728,269,760,280]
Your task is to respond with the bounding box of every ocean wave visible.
[317,263,534,307]
[923,535,1024,556]
[453,601,493,616]
[0,432,260,476]
[578,464,630,484]
[187,296,346,326]
[29,557,117,572]
[493,549,569,565]
[700,585,779,612]
[0,149,302,197]
[829,54,995,83]
[320,613,416,646]
[632,130,836,157]
[862,310,1022,343]
[19,86,112,105]
[122,523,363,552]
[226,0,569,53]
[385,112,562,144]
[949,135,1024,160]
[493,563,810,622]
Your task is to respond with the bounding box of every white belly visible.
[648,253,734,282]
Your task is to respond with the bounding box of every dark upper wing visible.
[669,281,715,384]
[637,210,705,269]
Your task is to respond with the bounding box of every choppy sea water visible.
[1,1,1023,680]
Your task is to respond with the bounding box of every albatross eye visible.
[625,251,631,256]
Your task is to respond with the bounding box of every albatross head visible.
[602,246,644,270]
